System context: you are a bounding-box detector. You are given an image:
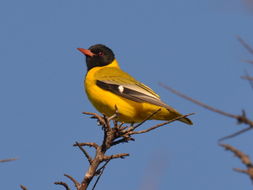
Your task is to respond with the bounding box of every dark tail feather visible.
[179,117,193,125]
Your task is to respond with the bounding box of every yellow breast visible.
[85,60,140,122]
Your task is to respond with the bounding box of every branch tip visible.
[74,142,93,164]
[54,182,71,190]
[20,185,28,190]
[64,173,80,188]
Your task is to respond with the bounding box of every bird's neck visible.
[107,59,120,68]
[86,59,120,74]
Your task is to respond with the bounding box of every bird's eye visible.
[98,52,104,56]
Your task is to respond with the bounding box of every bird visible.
[77,44,192,125]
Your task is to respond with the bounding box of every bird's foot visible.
[107,105,119,121]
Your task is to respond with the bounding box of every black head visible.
[77,44,115,71]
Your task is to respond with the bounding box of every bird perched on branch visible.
[77,44,192,125]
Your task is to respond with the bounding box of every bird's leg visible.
[108,114,117,121]
[107,105,119,121]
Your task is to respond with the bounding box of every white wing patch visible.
[99,80,159,99]
[118,85,124,93]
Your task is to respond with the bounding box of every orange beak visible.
[77,48,95,57]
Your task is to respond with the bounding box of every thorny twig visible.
[239,36,253,88]
[74,142,93,164]
[20,185,28,190]
[220,144,253,182]
[91,160,110,190]
[130,113,194,135]
[241,75,253,81]
[218,126,253,142]
[64,174,80,189]
[159,83,253,141]
[56,109,193,190]
[237,35,253,55]
[158,37,253,186]
[242,60,253,64]
[132,108,162,130]
[55,182,71,190]
[0,158,17,163]
[241,70,253,90]
[73,142,99,149]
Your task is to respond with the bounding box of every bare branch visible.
[221,144,252,165]
[20,185,28,190]
[64,174,80,189]
[242,70,253,91]
[234,168,250,174]
[218,126,253,142]
[241,76,253,81]
[103,153,129,160]
[220,144,253,181]
[130,113,194,135]
[132,108,161,130]
[0,158,17,163]
[160,83,236,118]
[58,109,194,190]
[82,112,105,126]
[237,35,253,55]
[112,137,135,146]
[95,160,110,175]
[74,142,93,164]
[73,142,99,149]
[160,83,253,140]
[54,182,71,190]
[92,160,110,190]
[242,60,253,64]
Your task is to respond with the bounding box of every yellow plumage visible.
[85,59,192,124]
[78,44,192,125]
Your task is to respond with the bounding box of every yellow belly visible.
[85,85,173,122]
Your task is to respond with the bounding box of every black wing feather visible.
[96,80,175,110]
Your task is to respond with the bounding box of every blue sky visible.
[1,0,253,189]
